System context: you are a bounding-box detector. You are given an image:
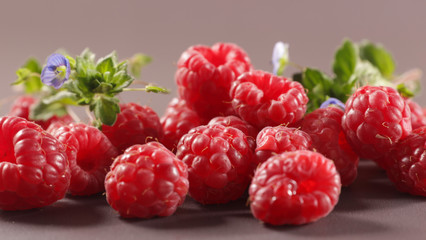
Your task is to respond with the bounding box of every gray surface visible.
[0,1,426,239]
[0,161,424,240]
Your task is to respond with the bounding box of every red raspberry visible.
[230,70,308,129]
[51,123,119,195]
[0,116,70,210]
[160,98,202,152]
[249,150,341,225]
[175,42,252,120]
[208,115,258,151]
[9,96,73,130]
[301,107,359,186]
[102,102,163,153]
[255,126,312,165]
[105,142,189,218]
[405,98,426,130]
[385,126,426,196]
[176,124,254,204]
[341,86,412,165]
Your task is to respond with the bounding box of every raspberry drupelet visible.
[176,124,254,204]
[230,70,308,129]
[102,102,163,153]
[405,98,426,130]
[0,116,71,210]
[208,115,258,151]
[341,86,412,167]
[105,142,189,218]
[301,106,359,186]
[385,126,426,196]
[50,123,119,196]
[175,42,252,120]
[161,98,202,152]
[255,126,312,165]
[249,150,341,225]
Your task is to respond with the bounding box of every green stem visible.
[122,86,170,94]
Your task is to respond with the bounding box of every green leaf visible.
[96,55,115,75]
[359,41,395,78]
[116,61,128,72]
[90,95,120,126]
[80,48,96,62]
[353,61,393,87]
[42,91,78,105]
[23,58,42,73]
[110,70,133,93]
[63,80,93,104]
[93,82,114,93]
[13,68,43,94]
[66,55,76,69]
[30,100,68,121]
[302,68,333,112]
[333,40,357,84]
[129,53,152,78]
[397,83,415,98]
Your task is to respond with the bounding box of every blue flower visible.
[272,41,289,76]
[320,97,346,110]
[41,54,71,89]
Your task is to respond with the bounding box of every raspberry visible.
[341,86,412,165]
[176,124,254,204]
[0,116,70,210]
[255,126,312,165]
[230,70,308,129]
[105,142,189,218]
[9,96,73,130]
[208,115,258,151]
[249,150,341,225]
[175,42,252,120]
[102,102,163,153]
[301,107,359,186]
[385,126,426,196]
[50,123,119,195]
[160,98,202,152]
[405,98,426,130]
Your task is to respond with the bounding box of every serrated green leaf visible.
[333,40,357,84]
[96,56,115,75]
[129,53,152,78]
[110,70,133,93]
[117,61,128,72]
[359,41,395,78]
[63,80,93,104]
[91,95,120,126]
[302,68,333,112]
[30,100,68,121]
[42,91,78,105]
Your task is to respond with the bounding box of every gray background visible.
[0,0,425,115]
[0,0,426,239]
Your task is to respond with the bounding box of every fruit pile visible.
[0,40,425,226]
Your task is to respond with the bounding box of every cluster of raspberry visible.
[0,42,424,226]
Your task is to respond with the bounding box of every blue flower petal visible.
[41,53,70,89]
[320,98,346,110]
[47,53,67,67]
